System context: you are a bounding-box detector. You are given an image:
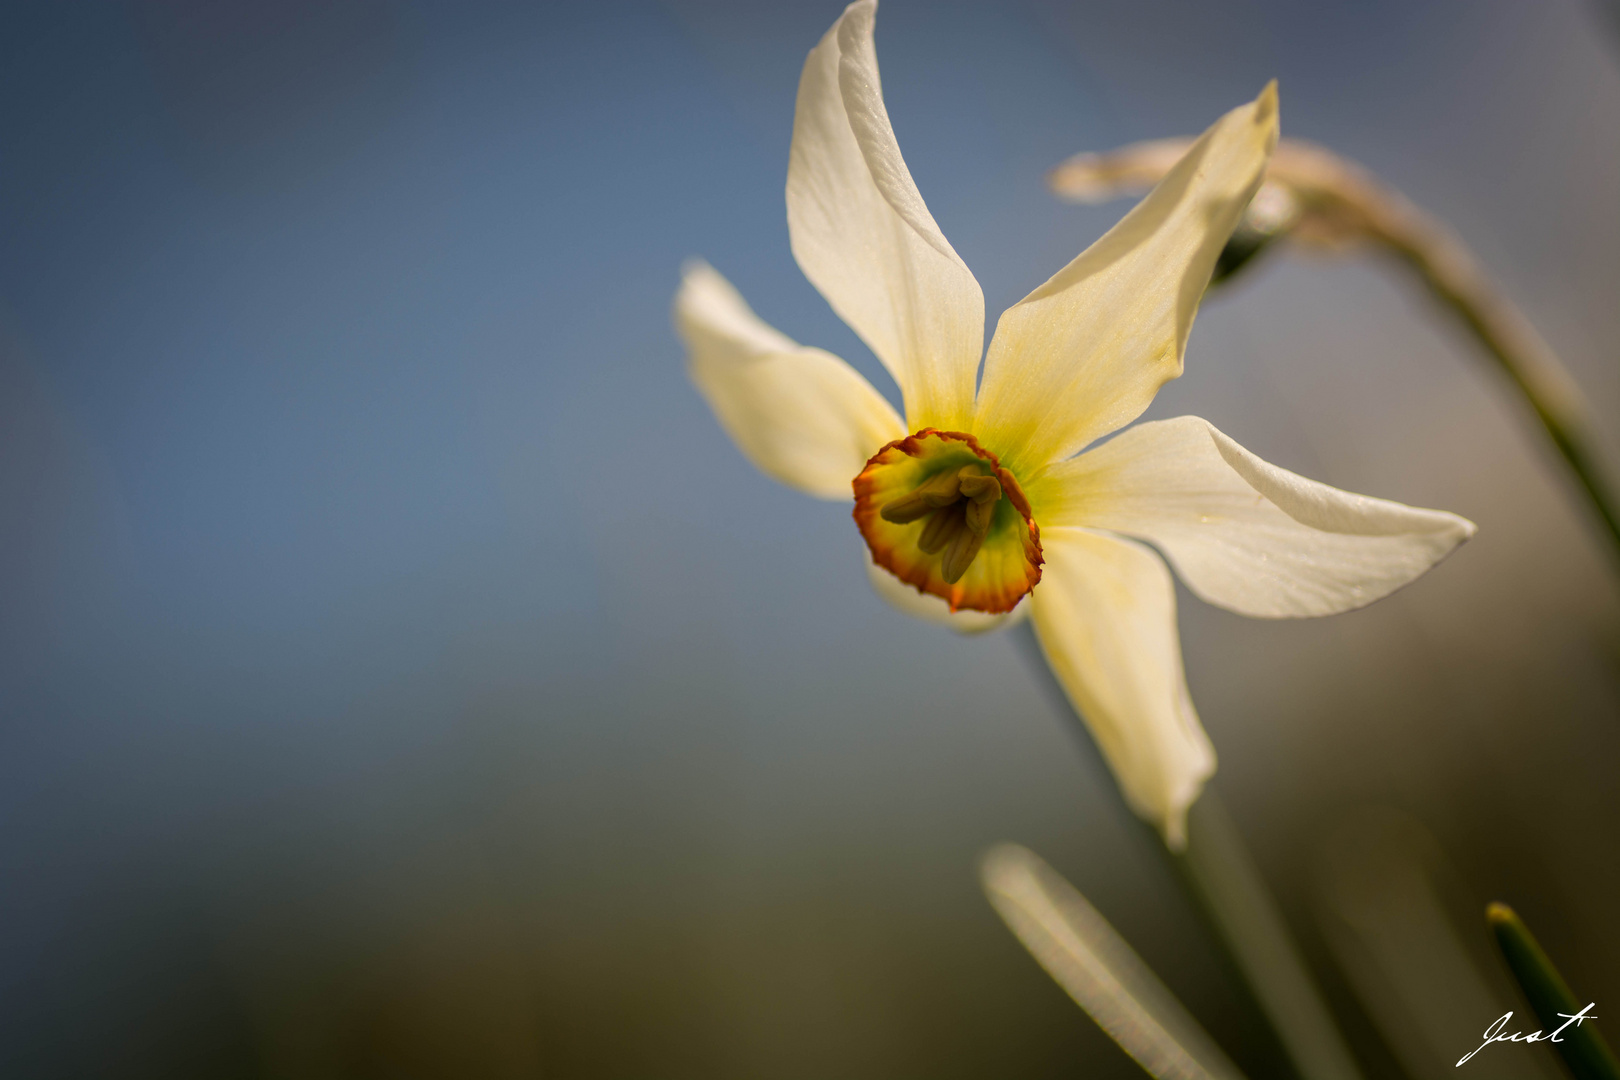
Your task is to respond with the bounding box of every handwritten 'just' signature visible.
[1457,1004,1599,1066]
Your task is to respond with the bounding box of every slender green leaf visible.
[1488,902,1619,1080]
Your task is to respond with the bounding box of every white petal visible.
[973,84,1279,474]
[1030,417,1477,618]
[675,261,905,500]
[786,0,984,431]
[863,548,1028,634]
[1030,528,1213,847]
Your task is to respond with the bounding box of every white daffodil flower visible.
[673,0,1474,846]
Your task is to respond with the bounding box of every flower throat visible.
[852,430,1043,615]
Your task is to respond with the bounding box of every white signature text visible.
[1457,1005,1598,1066]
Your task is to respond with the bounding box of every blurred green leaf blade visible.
[1488,902,1619,1080]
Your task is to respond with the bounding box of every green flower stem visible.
[1364,202,1620,565]
[1172,794,1364,1080]
[1011,623,1362,1080]
[1487,902,1620,1080]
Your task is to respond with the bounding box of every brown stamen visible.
[963,498,992,535]
[917,503,967,554]
[918,469,965,507]
[880,464,1003,576]
[878,493,933,524]
[962,473,1001,534]
[880,468,964,524]
[941,523,987,584]
[958,472,1001,503]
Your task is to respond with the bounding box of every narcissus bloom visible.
[674,0,1474,845]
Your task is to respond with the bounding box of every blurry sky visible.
[1,1,1617,1077]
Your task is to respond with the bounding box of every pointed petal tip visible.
[834,2,870,52]
[678,256,715,283]
[1257,79,1278,115]
[672,260,705,325]
[1426,508,1478,547]
[838,0,877,29]
[1253,80,1280,153]
[674,259,731,320]
[673,260,749,341]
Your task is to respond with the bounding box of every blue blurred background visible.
[2,1,1617,1076]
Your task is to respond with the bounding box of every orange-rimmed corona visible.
[854,430,1041,614]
